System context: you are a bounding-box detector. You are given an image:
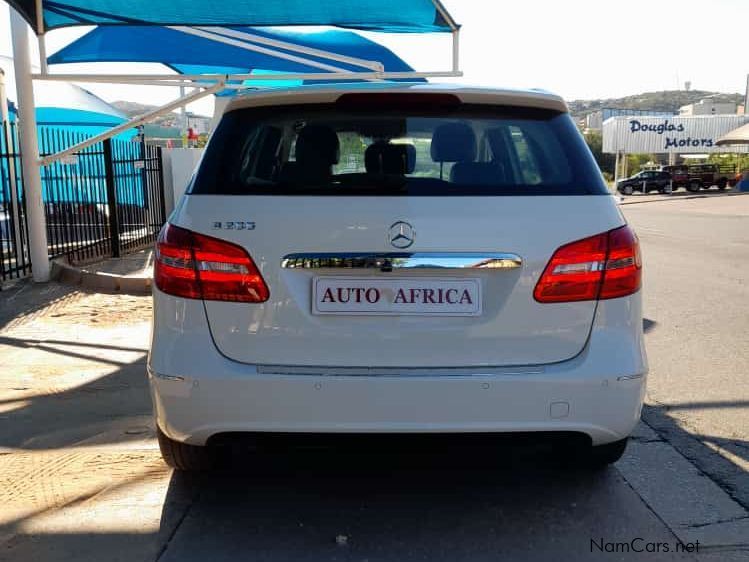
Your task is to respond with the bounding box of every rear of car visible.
[148,85,647,470]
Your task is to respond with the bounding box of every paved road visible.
[0,194,747,562]
[623,195,749,513]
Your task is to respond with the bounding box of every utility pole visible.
[10,9,50,282]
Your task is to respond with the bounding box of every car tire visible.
[582,438,628,468]
[687,180,701,192]
[718,179,727,190]
[623,185,633,195]
[157,427,216,471]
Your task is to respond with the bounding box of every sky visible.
[1,0,748,118]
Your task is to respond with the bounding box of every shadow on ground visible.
[1,284,747,561]
[0,333,151,450]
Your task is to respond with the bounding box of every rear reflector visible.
[534,225,641,303]
[154,224,269,303]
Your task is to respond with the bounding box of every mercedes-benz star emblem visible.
[388,221,415,249]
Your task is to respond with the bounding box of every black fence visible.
[0,122,167,282]
[0,121,31,281]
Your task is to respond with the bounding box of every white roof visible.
[224,83,568,114]
[717,122,749,146]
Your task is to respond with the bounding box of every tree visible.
[583,131,616,177]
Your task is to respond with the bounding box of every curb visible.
[619,190,749,206]
[51,259,152,295]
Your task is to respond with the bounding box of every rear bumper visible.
[150,368,645,447]
[148,289,647,446]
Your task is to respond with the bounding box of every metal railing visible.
[1,122,167,282]
[0,121,32,281]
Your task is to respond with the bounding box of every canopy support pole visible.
[39,82,224,167]
[193,26,385,72]
[179,85,188,147]
[35,0,48,73]
[10,9,49,282]
[171,26,357,75]
[34,70,462,85]
[452,29,460,73]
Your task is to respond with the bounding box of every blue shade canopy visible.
[6,0,454,33]
[48,26,419,76]
[6,81,137,139]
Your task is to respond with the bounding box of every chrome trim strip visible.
[257,364,544,377]
[616,374,644,381]
[280,252,522,271]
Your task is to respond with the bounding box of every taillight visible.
[534,225,641,303]
[154,223,269,303]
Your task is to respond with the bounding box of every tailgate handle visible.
[280,253,522,271]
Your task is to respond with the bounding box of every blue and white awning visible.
[6,0,456,33]
[48,26,421,81]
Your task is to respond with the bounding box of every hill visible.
[111,101,210,127]
[568,90,743,121]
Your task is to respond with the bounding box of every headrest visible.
[365,143,416,175]
[449,162,502,185]
[430,122,476,163]
[295,124,340,166]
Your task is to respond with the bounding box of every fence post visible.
[156,146,167,225]
[103,139,121,258]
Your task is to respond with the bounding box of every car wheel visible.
[157,427,216,471]
[718,179,727,190]
[687,180,701,192]
[581,438,629,469]
[623,185,633,195]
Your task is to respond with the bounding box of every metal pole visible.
[180,85,187,148]
[172,26,353,74]
[35,0,47,73]
[613,151,620,190]
[452,29,460,73]
[192,26,384,72]
[102,139,121,258]
[33,70,463,84]
[0,69,25,261]
[39,82,224,166]
[10,9,50,282]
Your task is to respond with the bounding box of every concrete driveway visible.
[0,194,747,561]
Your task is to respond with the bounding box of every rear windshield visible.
[191,103,608,196]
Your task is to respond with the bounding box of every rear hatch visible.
[171,93,624,368]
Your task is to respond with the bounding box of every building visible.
[602,114,749,154]
[679,99,738,116]
[585,108,675,131]
[185,113,211,135]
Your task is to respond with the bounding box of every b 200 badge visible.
[212,221,256,231]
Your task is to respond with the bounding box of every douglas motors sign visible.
[629,119,714,149]
[603,115,749,154]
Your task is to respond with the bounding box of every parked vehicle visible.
[616,170,672,195]
[149,84,647,471]
[664,163,735,192]
[661,165,688,192]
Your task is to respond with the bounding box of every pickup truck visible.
[663,164,736,192]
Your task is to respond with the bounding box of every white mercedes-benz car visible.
[148,84,647,470]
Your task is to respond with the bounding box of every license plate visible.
[312,277,481,316]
